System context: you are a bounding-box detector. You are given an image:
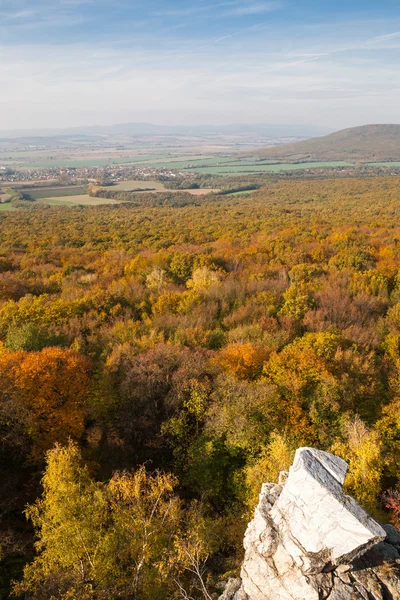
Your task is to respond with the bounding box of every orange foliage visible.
[0,347,92,459]
[217,343,267,380]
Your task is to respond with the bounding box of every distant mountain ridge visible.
[0,122,329,140]
[254,124,400,162]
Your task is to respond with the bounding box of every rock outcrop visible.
[221,448,400,600]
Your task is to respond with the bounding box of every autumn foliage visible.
[1,176,400,596]
[0,347,92,459]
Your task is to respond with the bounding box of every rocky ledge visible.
[221,447,400,600]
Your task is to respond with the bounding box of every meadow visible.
[0,202,16,211]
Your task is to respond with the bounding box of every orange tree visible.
[0,347,92,460]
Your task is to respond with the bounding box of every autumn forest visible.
[2,176,400,598]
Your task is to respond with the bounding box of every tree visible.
[146,268,169,292]
[187,267,221,293]
[245,432,295,511]
[5,322,66,352]
[0,348,92,460]
[264,342,338,444]
[217,343,267,381]
[331,416,383,513]
[13,441,109,599]
[382,489,400,529]
[279,283,312,320]
[14,442,211,600]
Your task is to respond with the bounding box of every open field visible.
[184,188,220,195]
[111,180,167,191]
[0,202,16,211]
[110,180,219,195]
[1,141,358,173]
[5,137,400,179]
[38,195,118,206]
[23,185,86,199]
[22,157,140,169]
[190,161,354,175]
[1,178,221,210]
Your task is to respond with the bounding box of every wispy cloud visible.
[1,3,400,130]
[223,1,283,16]
[0,9,37,20]
[367,30,400,44]
[153,0,283,18]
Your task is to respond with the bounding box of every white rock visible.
[271,448,386,567]
[227,447,390,600]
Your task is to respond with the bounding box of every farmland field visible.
[38,195,118,206]
[22,157,140,169]
[103,181,219,195]
[0,202,16,211]
[189,161,355,174]
[6,140,400,182]
[184,188,220,195]
[23,185,86,199]
[111,180,167,191]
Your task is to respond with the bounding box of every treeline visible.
[2,188,36,208]
[88,185,212,207]
[1,176,400,597]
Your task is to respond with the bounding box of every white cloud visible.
[1,14,400,129]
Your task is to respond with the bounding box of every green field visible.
[190,161,355,175]
[0,203,16,211]
[7,143,400,177]
[0,145,370,175]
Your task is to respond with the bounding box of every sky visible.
[1,0,400,130]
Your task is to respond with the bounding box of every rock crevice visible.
[220,448,400,600]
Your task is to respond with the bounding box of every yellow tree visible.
[331,416,383,513]
[14,442,211,600]
[13,441,109,599]
[245,432,295,511]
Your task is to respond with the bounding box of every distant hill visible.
[0,122,328,140]
[254,125,400,162]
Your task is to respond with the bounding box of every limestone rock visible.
[272,448,386,568]
[220,448,400,600]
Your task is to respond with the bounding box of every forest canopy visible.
[2,176,400,598]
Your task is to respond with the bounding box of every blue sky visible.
[1,0,400,129]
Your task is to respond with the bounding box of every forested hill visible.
[253,124,400,162]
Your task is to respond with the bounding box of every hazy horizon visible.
[0,120,333,138]
[1,0,400,130]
